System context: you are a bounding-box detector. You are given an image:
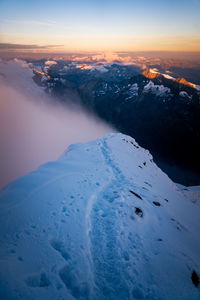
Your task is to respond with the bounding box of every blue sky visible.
[0,0,200,51]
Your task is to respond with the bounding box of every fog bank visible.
[0,60,114,187]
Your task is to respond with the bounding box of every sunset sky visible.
[0,0,200,52]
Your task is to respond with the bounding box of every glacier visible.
[0,133,200,300]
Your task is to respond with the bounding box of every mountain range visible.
[32,62,200,185]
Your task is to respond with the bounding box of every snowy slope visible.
[0,133,200,300]
[177,184,200,208]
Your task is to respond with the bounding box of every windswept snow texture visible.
[177,184,200,208]
[0,133,200,300]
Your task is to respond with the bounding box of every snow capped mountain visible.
[3,59,199,185]
[142,68,200,91]
[78,71,200,186]
[0,133,199,300]
[141,68,161,79]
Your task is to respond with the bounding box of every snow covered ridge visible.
[143,68,200,91]
[0,133,200,300]
[177,184,200,208]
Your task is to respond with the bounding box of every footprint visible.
[132,287,144,299]
[25,272,50,288]
[191,271,199,287]
[50,240,70,261]
[129,190,143,200]
[18,256,23,262]
[59,265,90,299]
[135,207,143,218]
[144,182,152,187]
[153,201,161,207]
[62,206,67,212]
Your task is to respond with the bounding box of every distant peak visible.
[175,77,195,88]
[141,68,161,79]
[142,69,199,90]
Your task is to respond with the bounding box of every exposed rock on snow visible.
[143,80,171,97]
[179,91,190,98]
[0,133,200,300]
[142,68,161,79]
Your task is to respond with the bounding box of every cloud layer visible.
[0,60,114,187]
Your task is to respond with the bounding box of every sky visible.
[0,0,200,52]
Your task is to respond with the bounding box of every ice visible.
[45,60,57,66]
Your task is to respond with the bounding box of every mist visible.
[0,61,114,188]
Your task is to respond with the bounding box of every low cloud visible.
[0,60,114,188]
[0,43,63,51]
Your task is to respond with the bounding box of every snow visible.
[143,80,171,97]
[90,65,108,73]
[44,66,50,72]
[149,68,158,73]
[0,133,200,300]
[45,60,57,66]
[75,64,93,70]
[179,91,188,97]
[60,78,66,85]
[74,63,108,73]
[125,83,139,100]
[177,184,200,208]
[179,91,191,99]
[63,65,69,71]
[41,75,47,82]
[163,74,175,80]
[129,83,138,94]
[195,85,200,91]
